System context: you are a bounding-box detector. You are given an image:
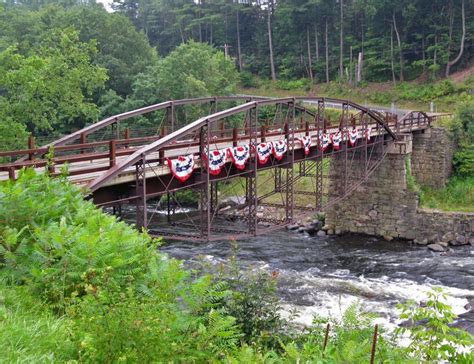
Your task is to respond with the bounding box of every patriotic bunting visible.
[228,145,250,170]
[365,127,372,141]
[272,140,287,160]
[204,149,227,175]
[297,136,312,155]
[349,128,358,146]
[319,132,330,151]
[254,142,272,165]
[331,131,343,151]
[167,155,195,183]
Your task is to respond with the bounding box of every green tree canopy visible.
[0,28,107,137]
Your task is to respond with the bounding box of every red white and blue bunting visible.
[228,145,250,170]
[331,131,343,151]
[365,127,372,141]
[319,132,330,151]
[349,128,358,146]
[204,149,227,176]
[167,155,195,183]
[254,142,272,165]
[272,140,288,160]
[297,136,312,155]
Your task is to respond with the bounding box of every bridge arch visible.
[88,97,396,192]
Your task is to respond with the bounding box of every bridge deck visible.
[0,122,428,188]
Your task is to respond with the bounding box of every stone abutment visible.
[326,128,473,245]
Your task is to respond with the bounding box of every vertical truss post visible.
[316,99,325,210]
[274,167,282,192]
[246,107,258,235]
[285,100,295,223]
[135,156,147,230]
[199,123,211,240]
[363,112,369,177]
[166,192,171,223]
[210,182,218,213]
[167,104,175,133]
[342,102,349,194]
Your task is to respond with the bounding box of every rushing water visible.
[160,229,474,331]
[115,204,474,332]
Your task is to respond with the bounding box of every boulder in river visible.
[316,230,326,237]
[449,234,468,246]
[427,243,445,252]
[287,224,299,231]
[414,238,429,246]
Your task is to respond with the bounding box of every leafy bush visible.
[451,101,474,176]
[420,176,474,212]
[276,78,312,91]
[239,70,261,88]
[396,287,474,363]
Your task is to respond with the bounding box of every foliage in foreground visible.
[0,170,472,362]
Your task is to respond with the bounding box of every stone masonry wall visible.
[326,129,473,243]
[411,128,455,189]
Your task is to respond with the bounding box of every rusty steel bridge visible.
[0,96,441,241]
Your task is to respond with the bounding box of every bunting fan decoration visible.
[331,131,342,151]
[297,136,312,155]
[254,142,272,165]
[319,132,330,151]
[204,149,227,175]
[272,140,287,160]
[167,155,195,183]
[349,128,358,146]
[228,145,250,170]
[365,127,372,141]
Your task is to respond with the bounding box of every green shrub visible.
[420,176,474,212]
[451,101,474,176]
[276,78,312,91]
[239,70,261,88]
[396,287,474,363]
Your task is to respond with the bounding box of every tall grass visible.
[420,176,474,212]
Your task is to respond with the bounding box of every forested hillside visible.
[110,0,473,83]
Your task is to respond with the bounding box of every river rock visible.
[427,243,445,252]
[439,241,449,248]
[470,237,474,246]
[287,224,299,231]
[415,238,429,246]
[428,234,439,244]
[368,209,378,218]
[311,220,323,230]
[316,230,326,237]
[327,229,334,235]
[335,229,342,235]
[383,235,394,241]
[440,232,455,243]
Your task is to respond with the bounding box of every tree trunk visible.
[421,35,426,76]
[339,0,344,79]
[356,51,362,84]
[433,33,438,78]
[267,0,277,81]
[315,25,320,61]
[392,12,404,82]
[446,0,466,77]
[390,23,396,86]
[325,18,329,83]
[236,8,242,71]
[307,28,314,82]
[349,46,353,85]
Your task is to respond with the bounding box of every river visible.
[115,204,474,332]
[160,229,474,331]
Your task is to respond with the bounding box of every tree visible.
[0,28,107,134]
[130,41,239,102]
